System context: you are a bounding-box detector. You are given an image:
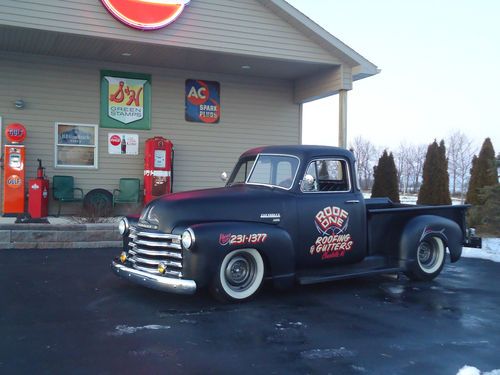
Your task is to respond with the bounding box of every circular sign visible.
[5,123,27,143]
[110,135,122,146]
[101,0,190,30]
[6,175,22,188]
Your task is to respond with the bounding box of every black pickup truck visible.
[111,145,481,302]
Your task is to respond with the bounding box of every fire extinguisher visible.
[36,159,45,179]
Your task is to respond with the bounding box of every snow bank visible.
[463,238,500,263]
[457,366,500,375]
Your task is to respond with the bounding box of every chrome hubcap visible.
[225,255,256,291]
[418,240,437,270]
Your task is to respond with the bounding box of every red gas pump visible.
[2,123,27,216]
[28,159,49,218]
[144,137,173,204]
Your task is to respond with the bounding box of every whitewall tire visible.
[211,249,264,302]
[406,236,446,281]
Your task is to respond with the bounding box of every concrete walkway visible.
[0,216,122,249]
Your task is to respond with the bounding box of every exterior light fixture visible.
[241,65,251,70]
[158,262,167,274]
[118,217,129,235]
[181,228,195,250]
[14,99,25,109]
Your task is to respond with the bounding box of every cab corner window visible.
[230,157,256,185]
[301,159,350,193]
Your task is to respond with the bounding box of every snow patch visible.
[463,238,500,263]
[301,347,356,360]
[111,324,171,336]
[458,366,481,375]
[275,321,306,331]
[457,366,500,375]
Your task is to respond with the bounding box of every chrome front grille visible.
[127,226,183,277]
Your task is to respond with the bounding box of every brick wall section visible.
[0,224,121,249]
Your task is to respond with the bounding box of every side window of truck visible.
[301,159,350,193]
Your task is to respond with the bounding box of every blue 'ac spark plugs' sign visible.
[185,79,221,124]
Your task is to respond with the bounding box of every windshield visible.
[247,154,299,189]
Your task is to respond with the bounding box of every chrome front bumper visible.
[111,260,197,295]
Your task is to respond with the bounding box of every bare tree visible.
[349,136,378,191]
[394,143,410,194]
[395,143,427,195]
[446,131,476,202]
[410,144,427,193]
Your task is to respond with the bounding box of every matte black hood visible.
[142,184,291,233]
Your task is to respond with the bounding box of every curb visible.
[0,223,122,249]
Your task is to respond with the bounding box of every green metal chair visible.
[113,178,141,207]
[52,175,84,216]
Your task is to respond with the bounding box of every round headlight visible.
[181,228,195,250]
[118,217,129,235]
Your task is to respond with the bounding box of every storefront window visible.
[55,123,98,168]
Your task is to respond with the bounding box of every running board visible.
[298,267,404,286]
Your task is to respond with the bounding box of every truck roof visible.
[241,145,355,161]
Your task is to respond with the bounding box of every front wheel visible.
[211,249,264,302]
[405,236,445,281]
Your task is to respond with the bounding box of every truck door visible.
[297,158,366,269]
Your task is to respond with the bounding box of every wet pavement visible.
[1,248,499,375]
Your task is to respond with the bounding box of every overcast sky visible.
[287,0,500,154]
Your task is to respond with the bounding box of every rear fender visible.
[400,215,463,264]
[179,222,295,288]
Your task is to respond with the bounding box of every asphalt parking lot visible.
[1,248,499,375]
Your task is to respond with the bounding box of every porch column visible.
[338,89,348,148]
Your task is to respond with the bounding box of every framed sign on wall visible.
[100,70,152,130]
[108,133,139,155]
[185,79,221,124]
[54,123,98,168]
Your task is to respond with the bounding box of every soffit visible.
[0,25,335,80]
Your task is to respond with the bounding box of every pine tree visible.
[466,138,498,205]
[417,140,452,205]
[371,150,400,203]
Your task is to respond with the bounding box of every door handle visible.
[345,200,360,204]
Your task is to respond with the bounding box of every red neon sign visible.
[101,0,190,30]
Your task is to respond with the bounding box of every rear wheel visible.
[211,249,264,302]
[406,236,445,281]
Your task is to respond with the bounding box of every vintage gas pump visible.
[28,159,49,218]
[144,137,173,204]
[2,123,27,216]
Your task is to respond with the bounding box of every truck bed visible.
[365,198,469,258]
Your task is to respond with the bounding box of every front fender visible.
[179,222,295,288]
[400,215,463,264]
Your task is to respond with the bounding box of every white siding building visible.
[0,0,378,215]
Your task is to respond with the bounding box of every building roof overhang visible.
[258,0,380,80]
[0,0,379,102]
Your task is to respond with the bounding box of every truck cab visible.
[112,145,481,302]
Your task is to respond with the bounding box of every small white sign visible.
[108,133,139,155]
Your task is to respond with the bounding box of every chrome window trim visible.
[245,153,301,191]
[300,158,352,194]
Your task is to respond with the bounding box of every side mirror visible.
[220,171,228,182]
[301,174,315,191]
